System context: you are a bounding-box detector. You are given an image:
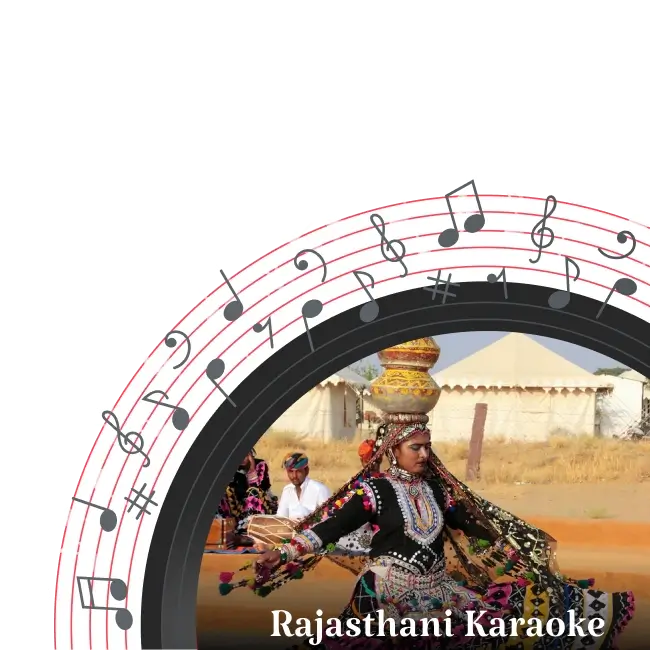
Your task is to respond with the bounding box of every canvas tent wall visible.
[598,369,647,437]
[427,333,613,441]
[268,368,370,442]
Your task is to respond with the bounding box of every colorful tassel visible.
[495,566,505,576]
[219,583,234,596]
[219,572,235,584]
[525,571,535,581]
[505,560,514,572]
[477,539,491,548]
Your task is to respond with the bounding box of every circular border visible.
[55,195,650,648]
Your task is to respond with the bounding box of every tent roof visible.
[619,369,647,382]
[319,367,371,389]
[433,333,614,390]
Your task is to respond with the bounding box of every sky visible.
[355,331,628,375]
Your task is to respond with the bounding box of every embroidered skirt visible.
[294,556,635,650]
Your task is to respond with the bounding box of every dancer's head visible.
[282,452,309,486]
[358,439,380,472]
[242,448,256,470]
[383,422,432,477]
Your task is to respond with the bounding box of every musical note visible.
[101,410,151,467]
[71,497,117,532]
[294,249,328,283]
[164,330,191,369]
[529,195,557,264]
[252,317,274,349]
[220,270,244,322]
[598,230,637,260]
[370,213,408,277]
[301,299,323,352]
[76,576,133,630]
[487,268,508,299]
[438,180,486,248]
[596,277,638,320]
[142,389,190,431]
[205,357,236,406]
[353,270,379,323]
[548,256,581,310]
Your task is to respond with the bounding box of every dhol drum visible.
[206,516,236,550]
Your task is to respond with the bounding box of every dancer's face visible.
[393,431,431,475]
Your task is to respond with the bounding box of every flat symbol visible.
[438,180,486,248]
[101,410,151,467]
[487,268,508,299]
[529,195,557,264]
[548,256,580,310]
[423,271,460,304]
[596,277,638,320]
[598,229,637,260]
[124,483,159,520]
[164,330,191,369]
[301,299,323,352]
[370,213,408,277]
[71,497,117,532]
[294,249,328,282]
[205,357,237,407]
[252,317,274,349]
[76,576,133,630]
[142,389,190,431]
[353,270,379,323]
[220,270,244,322]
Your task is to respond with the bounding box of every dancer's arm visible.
[257,483,375,567]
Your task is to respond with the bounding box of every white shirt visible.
[277,476,331,519]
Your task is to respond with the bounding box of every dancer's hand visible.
[257,549,282,569]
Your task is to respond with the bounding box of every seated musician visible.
[216,448,278,543]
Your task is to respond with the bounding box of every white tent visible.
[427,333,614,441]
[598,369,647,437]
[269,368,371,442]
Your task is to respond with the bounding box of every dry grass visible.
[256,430,650,492]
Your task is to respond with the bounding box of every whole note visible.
[164,330,191,369]
[71,497,118,532]
[101,410,151,467]
[142,389,190,431]
[529,195,557,264]
[438,180,486,248]
[205,357,237,407]
[598,230,637,260]
[487,268,508,299]
[76,576,133,630]
[548,256,581,310]
[369,213,408,277]
[353,270,380,323]
[294,249,328,283]
[596,277,638,320]
[220,270,244,322]
[301,298,323,352]
[252,317,274,349]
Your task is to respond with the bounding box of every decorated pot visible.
[370,337,441,415]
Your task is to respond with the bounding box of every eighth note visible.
[72,497,117,532]
[164,330,191,369]
[253,317,274,349]
[142,389,190,431]
[101,410,151,467]
[548,256,581,310]
[487,268,508,299]
[353,270,379,323]
[220,270,244,322]
[301,299,323,352]
[438,180,486,248]
[76,575,133,630]
[596,277,638,320]
[205,357,237,407]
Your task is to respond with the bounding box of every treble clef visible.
[370,213,408,277]
[101,410,151,467]
[529,195,557,264]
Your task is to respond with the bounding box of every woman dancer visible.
[221,418,635,649]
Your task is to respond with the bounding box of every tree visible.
[351,361,381,381]
[594,367,629,377]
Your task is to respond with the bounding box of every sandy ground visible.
[197,518,650,649]
[468,482,650,522]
